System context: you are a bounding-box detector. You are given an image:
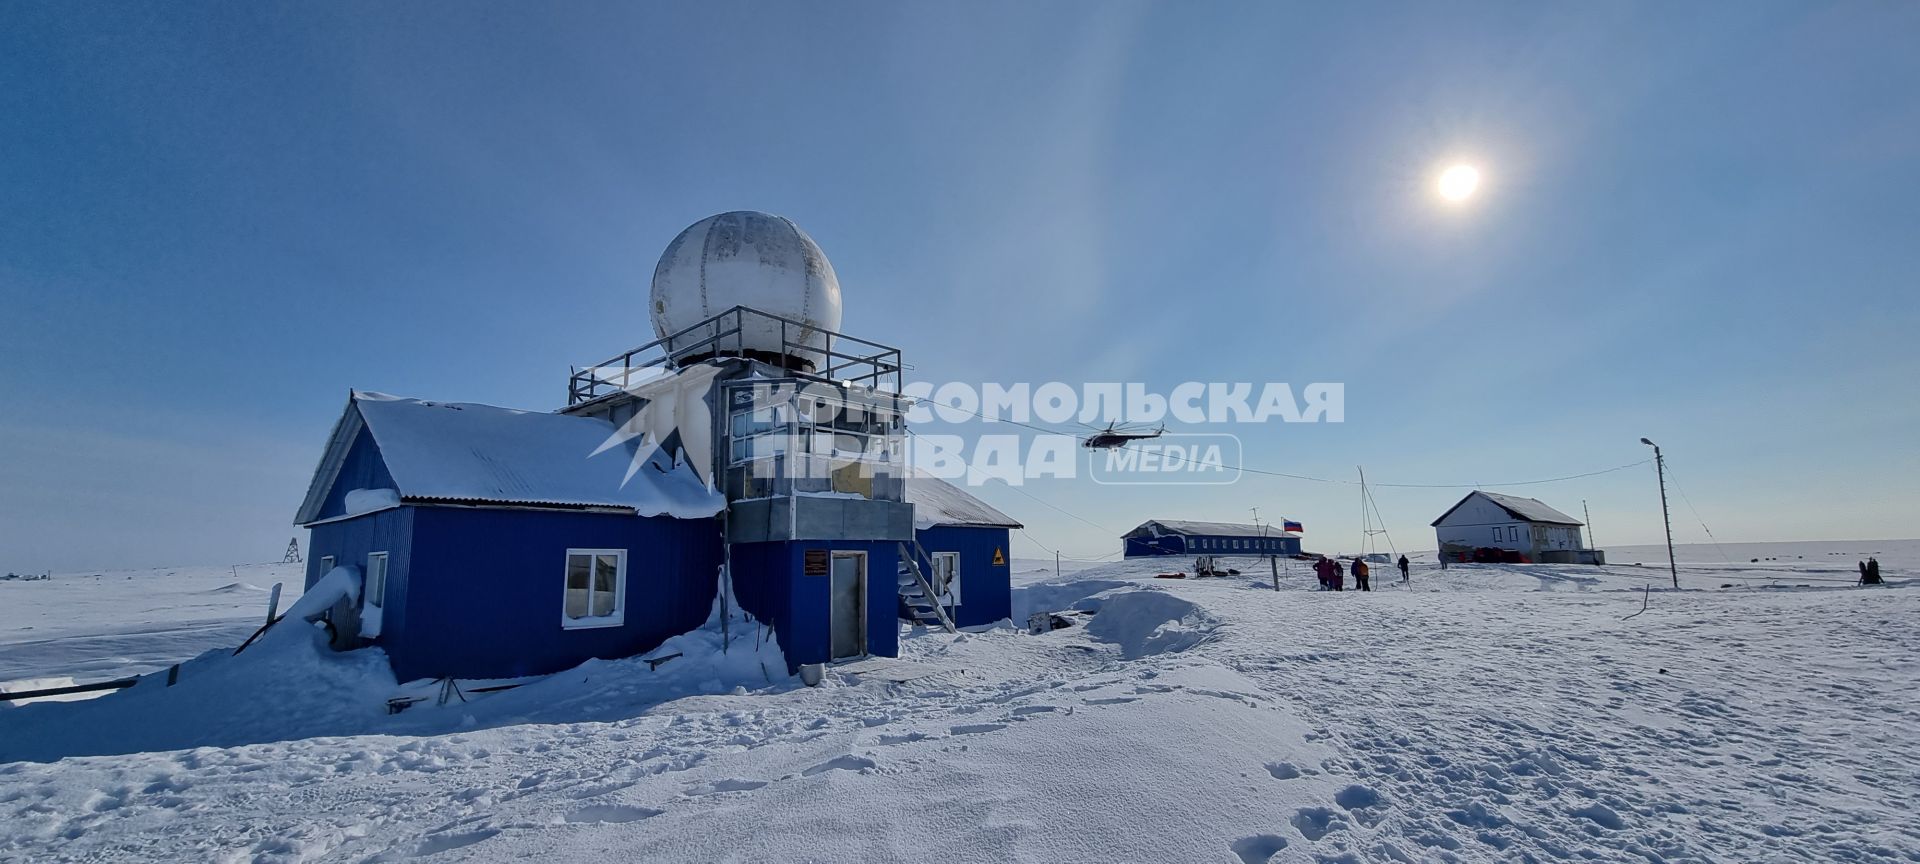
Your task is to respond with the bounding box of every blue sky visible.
[3,1,1917,571]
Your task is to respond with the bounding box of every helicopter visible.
[1081,421,1166,450]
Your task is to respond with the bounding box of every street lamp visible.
[1640,438,1678,589]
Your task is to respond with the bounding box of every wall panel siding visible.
[313,425,398,523]
[912,526,1013,628]
[729,539,900,671]
[398,508,722,682]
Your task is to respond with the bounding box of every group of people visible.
[1859,557,1883,585]
[1314,554,1410,591]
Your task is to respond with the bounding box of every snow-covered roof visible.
[904,476,1022,529]
[1430,491,1582,527]
[297,392,724,524]
[1124,520,1300,540]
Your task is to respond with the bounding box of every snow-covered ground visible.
[0,562,304,691]
[2,543,1916,863]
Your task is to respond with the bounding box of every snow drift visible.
[0,617,397,763]
[1082,588,1220,659]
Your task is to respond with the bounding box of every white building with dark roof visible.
[1431,490,1593,563]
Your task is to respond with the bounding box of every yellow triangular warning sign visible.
[992,547,1006,566]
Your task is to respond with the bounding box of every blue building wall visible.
[308,505,723,682]
[401,507,722,682]
[730,539,899,671]
[1124,534,1300,558]
[911,526,1012,628]
[305,506,415,655]
[1124,534,1191,557]
[313,425,397,523]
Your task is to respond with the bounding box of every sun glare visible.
[1438,164,1481,202]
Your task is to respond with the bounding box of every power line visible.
[1659,460,1733,564]
[911,401,1653,489]
[903,430,1114,535]
[1016,529,1121,563]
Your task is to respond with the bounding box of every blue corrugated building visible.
[1121,519,1303,558]
[292,210,1023,684]
[903,477,1021,629]
[295,393,727,682]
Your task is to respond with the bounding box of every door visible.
[829,552,867,661]
[932,552,960,608]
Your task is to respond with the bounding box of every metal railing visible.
[897,539,956,633]
[568,306,905,406]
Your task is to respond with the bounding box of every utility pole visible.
[1639,438,1678,589]
[1357,467,1367,557]
[1253,506,1278,590]
[1582,500,1595,549]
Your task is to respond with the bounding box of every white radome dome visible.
[650,211,843,368]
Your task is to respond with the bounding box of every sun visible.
[1438,164,1481,202]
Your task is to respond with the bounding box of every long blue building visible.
[1121,519,1303,558]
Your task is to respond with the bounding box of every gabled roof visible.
[904,475,1022,529]
[296,392,724,525]
[1124,519,1300,540]
[1430,490,1582,527]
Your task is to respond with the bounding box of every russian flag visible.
[1283,520,1304,533]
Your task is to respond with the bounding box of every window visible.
[364,553,388,609]
[1492,527,1501,542]
[319,555,336,574]
[932,551,961,605]
[562,549,626,628]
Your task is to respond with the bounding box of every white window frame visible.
[561,548,627,629]
[932,551,961,605]
[364,552,388,609]
[318,555,336,574]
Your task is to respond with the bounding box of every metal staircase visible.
[896,540,956,633]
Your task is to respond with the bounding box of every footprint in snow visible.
[1011,705,1062,717]
[949,723,1006,736]
[568,780,636,799]
[564,804,661,824]
[1264,762,1302,780]
[1333,784,1380,810]
[686,778,768,796]
[1229,834,1289,864]
[802,755,877,777]
[1084,697,1138,706]
[411,828,499,857]
[1290,807,1347,842]
[1569,802,1624,830]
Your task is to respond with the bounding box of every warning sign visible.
[991,547,1006,566]
[803,549,829,576]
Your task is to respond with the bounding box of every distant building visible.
[1122,519,1302,558]
[1430,490,1598,563]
